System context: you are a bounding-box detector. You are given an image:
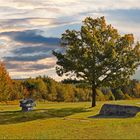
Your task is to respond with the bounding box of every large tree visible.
[53,17,140,107]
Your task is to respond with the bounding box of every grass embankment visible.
[0,100,140,139]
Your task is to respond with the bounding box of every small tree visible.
[0,62,14,102]
[53,17,140,107]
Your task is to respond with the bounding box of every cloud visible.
[9,67,65,81]
[4,45,63,62]
[0,0,140,80]
[1,30,60,45]
[0,29,62,63]
[5,57,65,81]
[12,45,58,55]
[6,57,56,71]
[0,29,61,63]
[0,0,139,22]
[0,18,61,33]
[4,53,51,61]
[104,9,140,40]
[0,29,61,79]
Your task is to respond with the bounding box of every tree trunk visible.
[91,85,96,107]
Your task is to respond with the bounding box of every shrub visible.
[113,89,125,100]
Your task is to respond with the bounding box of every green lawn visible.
[0,100,140,139]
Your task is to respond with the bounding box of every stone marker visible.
[20,98,36,111]
[99,104,140,117]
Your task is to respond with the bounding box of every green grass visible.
[0,100,140,139]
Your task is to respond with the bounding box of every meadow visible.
[0,100,140,139]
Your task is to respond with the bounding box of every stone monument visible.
[99,104,140,117]
[20,99,36,111]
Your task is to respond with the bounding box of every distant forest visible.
[0,62,140,102]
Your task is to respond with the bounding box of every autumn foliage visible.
[0,62,140,102]
[0,63,90,102]
[0,62,13,101]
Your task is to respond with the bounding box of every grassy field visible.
[0,100,140,139]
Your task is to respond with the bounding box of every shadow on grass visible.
[0,107,89,125]
[89,114,136,119]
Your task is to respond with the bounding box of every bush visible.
[113,89,125,100]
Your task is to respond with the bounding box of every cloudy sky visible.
[0,0,140,80]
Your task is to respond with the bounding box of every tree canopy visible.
[53,16,140,107]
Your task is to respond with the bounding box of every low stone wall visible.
[99,104,140,116]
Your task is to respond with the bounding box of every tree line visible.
[0,62,140,102]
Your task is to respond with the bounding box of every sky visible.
[0,0,140,80]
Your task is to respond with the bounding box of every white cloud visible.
[0,0,140,19]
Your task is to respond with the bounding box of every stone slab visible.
[99,104,140,116]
